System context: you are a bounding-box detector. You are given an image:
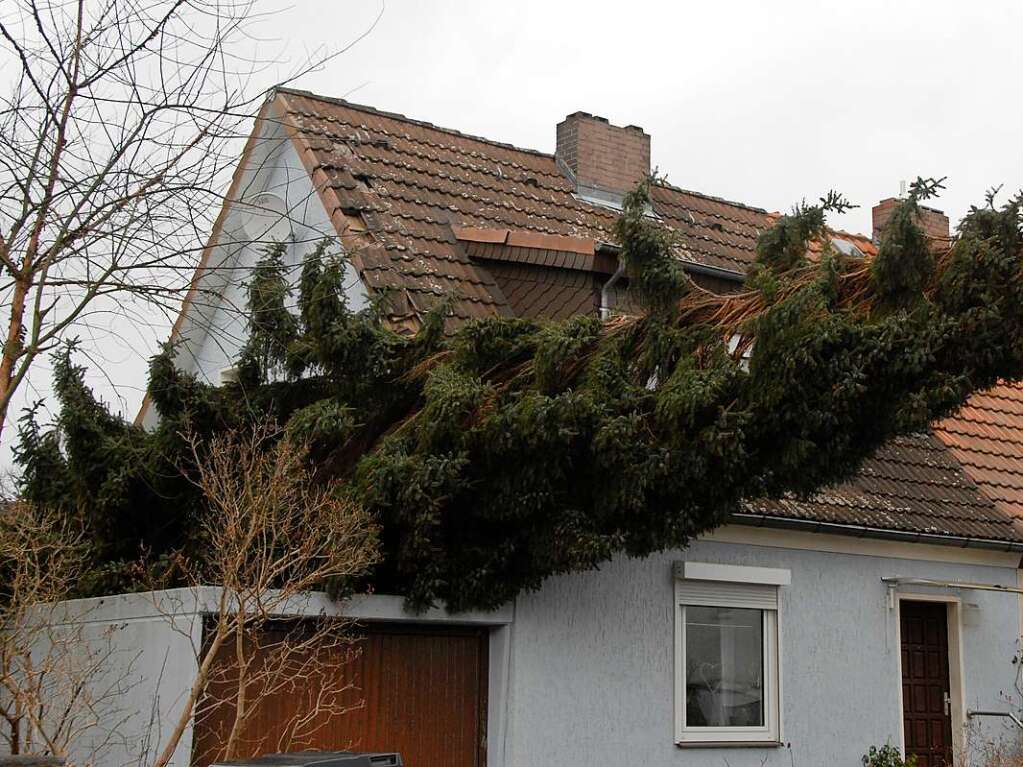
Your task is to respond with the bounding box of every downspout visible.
[599,245,625,320]
[1018,558,1023,648]
[597,246,745,320]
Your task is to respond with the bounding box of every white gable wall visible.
[162,103,369,401]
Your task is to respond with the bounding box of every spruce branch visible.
[16,178,1023,613]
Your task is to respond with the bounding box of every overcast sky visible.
[4,0,1022,472]
[305,0,1023,233]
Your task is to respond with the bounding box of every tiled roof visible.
[277,89,772,328]
[274,88,1023,546]
[934,382,1023,521]
[749,434,1022,542]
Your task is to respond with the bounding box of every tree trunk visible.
[0,274,30,444]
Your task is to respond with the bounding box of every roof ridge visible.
[279,88,790,223]
[828,226,874,244]
[652,179,770,215]
[276,87,558,161]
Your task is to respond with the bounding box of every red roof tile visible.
[934,381,1023,523]
[751,433,1023,542]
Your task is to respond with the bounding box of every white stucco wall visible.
[8,536,1020,767]
[499,535,1023,767]
[168,105,369,391]
[1,591,203,767]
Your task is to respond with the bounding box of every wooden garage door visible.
[192,622,489,767]
[900,601,953,767]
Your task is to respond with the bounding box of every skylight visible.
[830,237,865,258]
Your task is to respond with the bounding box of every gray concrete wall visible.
[1,589,512,767]
[1,590,203,767]
[500,538,1023,767]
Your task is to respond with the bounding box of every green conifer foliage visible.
[14,181,1023,611]
[16,345,202,594]
[755,190,856,273]
[870,177,946,311]
[615,178,689,315]
[237,242,299,386]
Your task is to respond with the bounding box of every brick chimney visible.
[556,112,650,204]
[872,197,950,248]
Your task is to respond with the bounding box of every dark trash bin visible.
[211,752,402,767]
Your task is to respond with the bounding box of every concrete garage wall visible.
[501,536,1023,767]
[0,591,204,767]
[0,589,512,767]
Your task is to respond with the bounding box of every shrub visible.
[862,744,918,767]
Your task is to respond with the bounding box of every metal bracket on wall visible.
[881,576,1023,596]
[967,710,1023,731]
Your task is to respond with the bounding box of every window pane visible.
[685,606,764,727]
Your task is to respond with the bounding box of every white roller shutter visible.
[675,579,779,610]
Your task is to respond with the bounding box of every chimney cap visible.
[558,111,648,134]
[561,110,604,123]
[874,196,947,216]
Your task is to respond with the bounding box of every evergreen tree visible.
[14,180,1023,611]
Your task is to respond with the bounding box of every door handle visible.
[944,691,952,717]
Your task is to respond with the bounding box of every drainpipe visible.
[599,254,625,320]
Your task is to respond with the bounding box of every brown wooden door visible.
[192,622,489,767]
[900,601,953,767]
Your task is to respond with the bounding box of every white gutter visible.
[680,259,745,284]
[733,512,1023,553]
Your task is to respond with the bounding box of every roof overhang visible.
[732,512,1023,554]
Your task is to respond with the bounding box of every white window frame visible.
[673,561,788,746]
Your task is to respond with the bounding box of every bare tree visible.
[0,0,382,443]
[0,502,135,764]
[953,644,1023,767]
[156,422,380,767]
[0,423,379,766]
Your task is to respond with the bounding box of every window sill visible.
[676,740,784,749]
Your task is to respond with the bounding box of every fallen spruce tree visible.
[14,178,1023,611]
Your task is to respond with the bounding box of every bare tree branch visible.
[0,0,385,442]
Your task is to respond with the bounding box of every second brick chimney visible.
[556,112,650,204]
[872,197,950,248]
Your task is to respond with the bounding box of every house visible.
[110,89,1023,766]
